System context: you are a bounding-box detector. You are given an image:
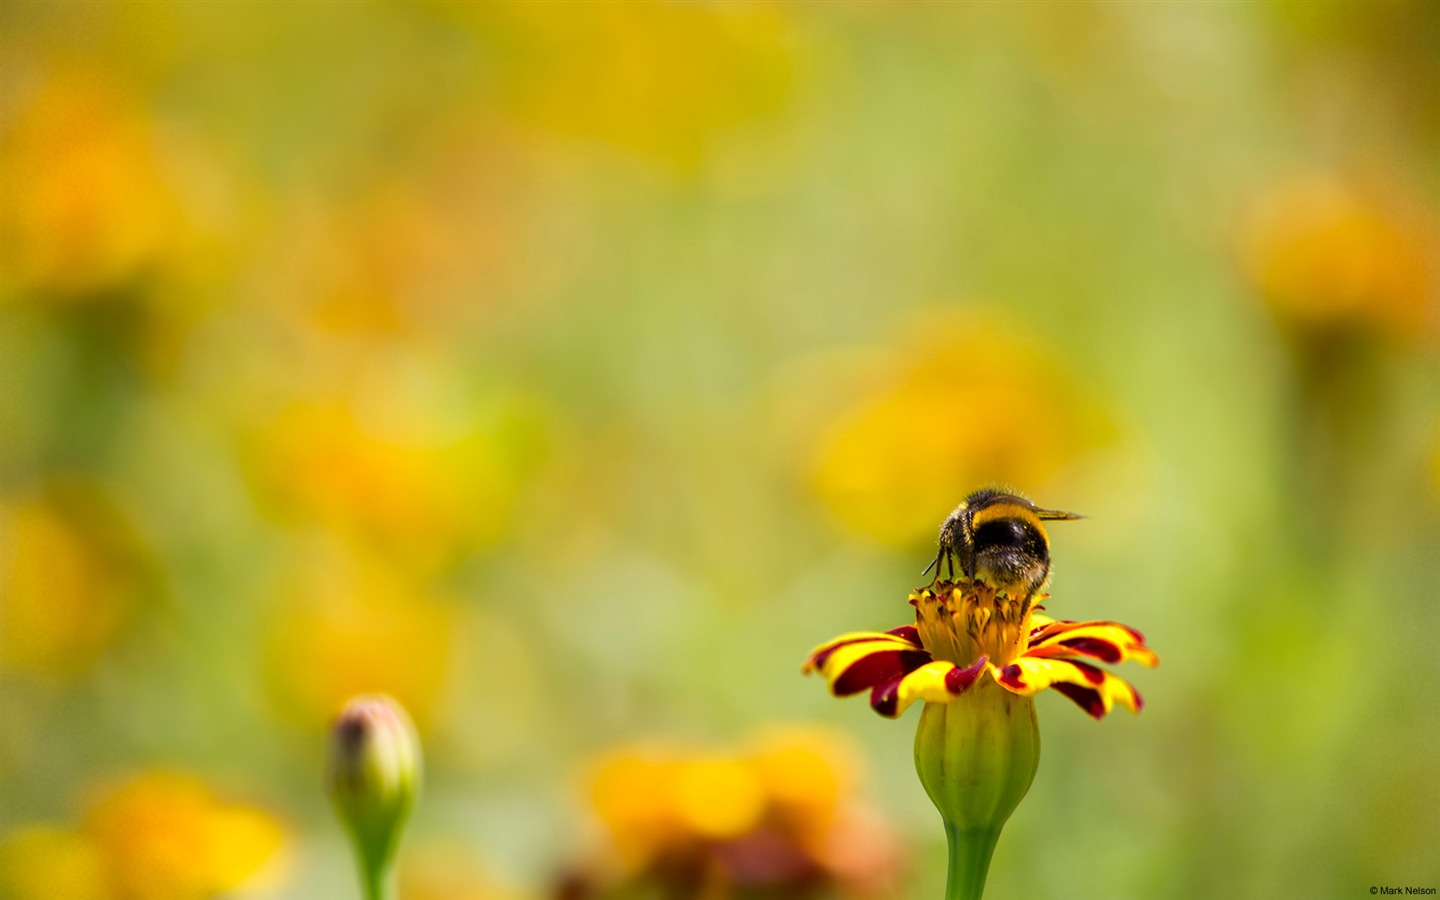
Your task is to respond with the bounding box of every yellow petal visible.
[802,628,920,672]
[806,637,932,699]
[870,656,988,718]
[992,657,1143,719]
[1027,619,1158,667]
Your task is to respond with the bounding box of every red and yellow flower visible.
[803,580,1157,721]
[804,574,1157,900]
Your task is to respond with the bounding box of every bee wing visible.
[1032,507,1084,521]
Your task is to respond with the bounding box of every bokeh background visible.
[3,2,1439,898]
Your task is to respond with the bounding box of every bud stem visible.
[944,821,1000,900]
[359,858,395,900]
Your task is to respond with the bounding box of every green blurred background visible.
[2,2,1438,898]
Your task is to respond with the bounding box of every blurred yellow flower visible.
[84,772,284,900]
[671,758,768,841]
[471,2,794,169]
[0,486,147,678]
[0,70,183,297]
[245,393,542,567]
[587,752,681,868]
[574,730,900,898]
[1243,173,1435,340]
[264,543,456,733]
[0,772,284,900]
[747,732,848,854]
[590,753,767,867]
[809,317,1112,545]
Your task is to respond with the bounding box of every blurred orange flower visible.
[809,317,1112,545]
[281,174,518,338]
[0,70,184,297]
[0,771,284,900]
[85,773,285,900]
[1243,173,1436,341]
[568,729,901,899]
[0,484,149,679]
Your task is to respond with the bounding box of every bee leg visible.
[921,553,940,580]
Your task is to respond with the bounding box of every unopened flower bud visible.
[327,695,421,899]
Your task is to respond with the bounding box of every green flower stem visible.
[944,821,1001,900]
[358,857,395,900]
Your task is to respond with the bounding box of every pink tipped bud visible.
[327,695,421,888]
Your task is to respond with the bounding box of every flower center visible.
[909,579,1033,667]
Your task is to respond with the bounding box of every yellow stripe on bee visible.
[969,502,1049,538]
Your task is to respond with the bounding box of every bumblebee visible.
[923,487,1083,601]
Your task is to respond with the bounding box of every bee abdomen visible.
[972,516,1051,598]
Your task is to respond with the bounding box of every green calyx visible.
[914,683,1040,900]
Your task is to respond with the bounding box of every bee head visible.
[931,488,1082,598]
